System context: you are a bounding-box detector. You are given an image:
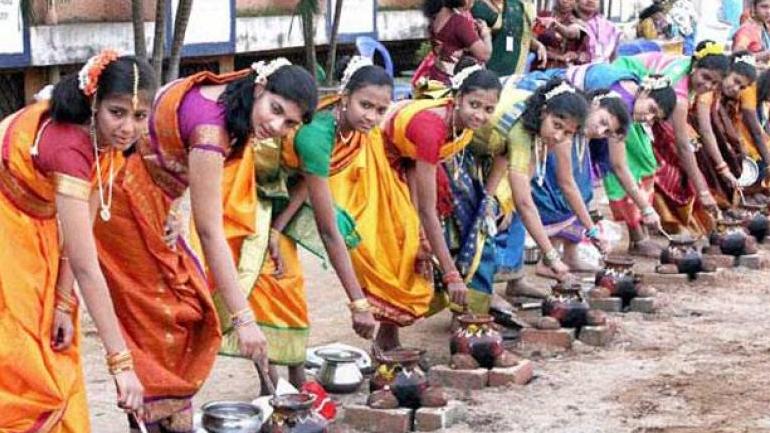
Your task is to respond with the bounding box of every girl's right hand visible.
[641,207,661,229]
[114,370,145,415]
[447,280,469,308]
[550,259,571,280]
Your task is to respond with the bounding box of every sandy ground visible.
[83,241,770,433]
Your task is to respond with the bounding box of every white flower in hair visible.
[641,75,671,91]
[544,81,575,101]
[451,64,484,91]
[251,57,292,85]
[593,90,622,103]
[340,56,374,91]
[735,53,757,67]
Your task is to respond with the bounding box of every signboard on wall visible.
[168,0,235,57]
[327,0,377,43]
[0,0,28,67]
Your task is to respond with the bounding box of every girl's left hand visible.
[51,309,75,351]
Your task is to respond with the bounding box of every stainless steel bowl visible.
[316,348,364,394]
[200,401,264,433]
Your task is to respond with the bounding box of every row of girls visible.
[3,35,770,433]
[0,49,494,431]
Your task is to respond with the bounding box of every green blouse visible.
[293,110,335,177]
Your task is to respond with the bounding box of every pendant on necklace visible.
[100,207,111,222]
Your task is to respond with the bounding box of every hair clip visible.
[593,90,622,103]
[450,64,484,91]
[339,56,374,92]
[78,49,120,97]
[734,53,757,67]
[252,57,292,85]
[641,75,671,91]
[694,42,724,60]
[544,81,575,101]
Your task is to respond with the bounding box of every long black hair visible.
[692,40,730,74]
[729,51,758,82]
[639,74,677,119]
[50,56,157,124]
[336,56,393,94]
[423,0,466,18]
[586,89,630,136]
[521,78,589,134]
[219,64,317,151]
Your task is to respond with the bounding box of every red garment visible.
[405,110,448,164]
[535,10,590,69]
[428,12,481,83]
[33,121,94,180]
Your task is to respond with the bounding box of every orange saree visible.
[93,71,248,429]
[0,103,119,433]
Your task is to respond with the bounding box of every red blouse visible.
[33,121,95,180]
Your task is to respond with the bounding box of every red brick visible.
[694,269,723,285]
[629,297,656,313]
[589,297,622,313]
[428,365,488,390]
[578,326,614,347]
[738,254,762,270]
[702,254,736,269]
[343,405,412,433]
[487,360,535,387]
[519,328,574,349]
[414,400,468,431]
[639,272,689,286]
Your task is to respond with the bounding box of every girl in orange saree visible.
[94,59,318,431]
[0,52,152,432]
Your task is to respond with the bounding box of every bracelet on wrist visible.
[230,307,255,329]
[641,206,655,217]
[106,350,134,375]
[542,248,561,266]
[441,270,463,285]
[347,297,371,314]
[584,226,600,239]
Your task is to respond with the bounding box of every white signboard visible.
[330,0,376,36]
[0,0,24,55]
[172,0,232,45]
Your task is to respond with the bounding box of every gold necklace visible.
[91,125,114,221]
[335,106,355,145]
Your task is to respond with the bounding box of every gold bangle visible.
[55,302,74,314]
[348,298,371,313]
[270,227,282,238]
[106,350,134,375]
[59,256,69,262]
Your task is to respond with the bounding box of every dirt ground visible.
[84,241,770,433]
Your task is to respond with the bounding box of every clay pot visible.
[542,283,589,329]
[594,256,641,307]
[370,348,429,409]
[710,219,751,257]
[660,234,703,277]
[261,393,328,433]
[449,314,504,369]
[738,204,769,242]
